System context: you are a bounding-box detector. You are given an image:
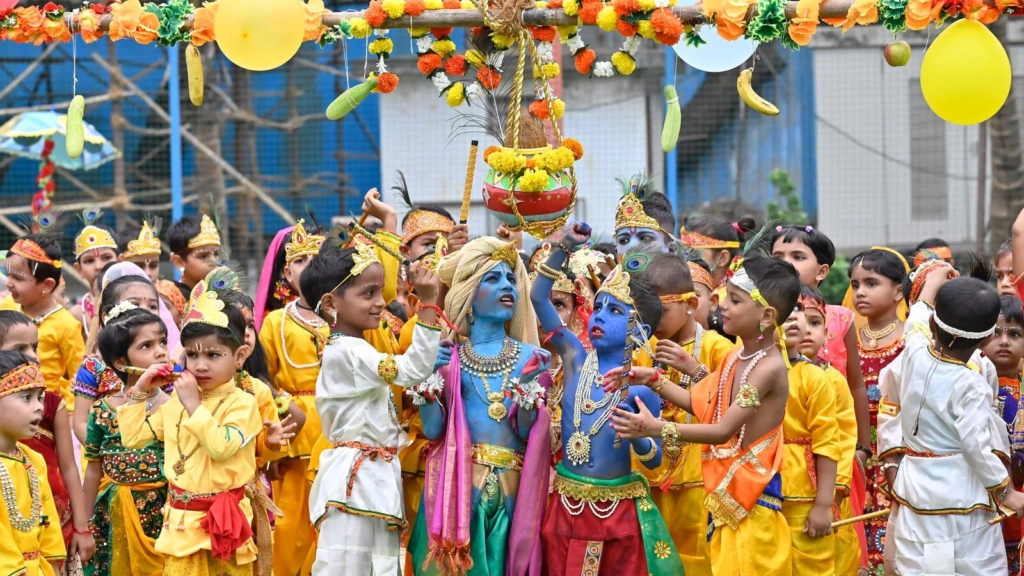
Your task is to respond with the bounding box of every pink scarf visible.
[505,372,551,576]
[253,227,293,333]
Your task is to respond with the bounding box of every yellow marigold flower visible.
[488,150,527,174]
[563,0,580,15]
[349,18,372,38]
[597,5,619,31]
[536,1,548,6]
[638,20,656,39]
[543,62,561,79]
[638,0,656,10]
[558,25,579,40]
[369,38,394,55]
[446,82,466,107]
[492,32,515,49]
[433,38,457,57]
[410,27,431,37]
[465,49,487,67]
[381,0,406,18]
[611,51,635,75]
[517,169,550,192]
[551,98,566,119]
[425,0,443,9]
[537,147,575,172]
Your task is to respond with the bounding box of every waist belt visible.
[293,390,316,397]
[784,437,818,492]
[553,472,647,503]
[331,440,398,497]
[906,449,960,458]
[471,443,524,472]
[168,484,252,561]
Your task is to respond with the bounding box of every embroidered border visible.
[581,541,603,576]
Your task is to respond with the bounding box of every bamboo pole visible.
[830,508,889,530]
[63,0,927,33]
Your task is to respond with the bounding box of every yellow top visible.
[638,329,735,489]
[823,364,857,492]
[0,299,85,412]
[782,359,841,502]
[117,381,262,561]
[0,445,65,576]
[248,376,287,468]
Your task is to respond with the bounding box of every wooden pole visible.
[460,140,478,225]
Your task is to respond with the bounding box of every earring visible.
[686,310,693,316]
[757,324,766,342]
[330,311,338,324]
[178,268,185,275]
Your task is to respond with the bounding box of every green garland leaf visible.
[684,29,707,47]
[781,33,799,50]
[319,22,355,47]
[744,0,787,43]
[880,0,909,34]
[146,0,193,46]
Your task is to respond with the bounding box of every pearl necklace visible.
[565,352,625,466]
[281,301,326,370]
[0,447,41,532]
[709,349,768,460]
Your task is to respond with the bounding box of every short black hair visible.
[1000,295,1024,328]
[168,216,202,258]
[769,226,836,267]
[300,244,367,306]
[849,249,908,285]
[933,277,1000,350]
[76,224,119,262]
[685,216,756,257]
[641,192,676,237]
[117,224,141,254]
[916,238,950,252]
[97,307,167,380]
[180,301,247,352]
[99,276,158,328]
[387,300,409,323]
[0,350,37,380]
[217,289,270,381]
[401,205,454,229]
[627,278,662,339]
[997,239,1013,260]
[646,253,694,297]
[13,234,62,284]
[742,255,802,323]
[0,311,32,345]
[800,284,826,310]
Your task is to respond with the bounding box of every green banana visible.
[661,85,681,153]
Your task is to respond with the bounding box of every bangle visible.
[690,364,709,383]
[630,437,657,462]
[652,375,672,395]
[880,462,899,473]
[856,444,873,458]
[536,263,563,281]
[660,422,685,461]
[128,387,154,401]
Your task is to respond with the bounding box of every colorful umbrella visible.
[0,110,119,171]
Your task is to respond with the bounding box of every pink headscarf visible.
[101,262,181,357]
[253,227,294,333]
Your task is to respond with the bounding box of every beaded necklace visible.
[461,338,521,422]
[709,348,768,460]
[281,300,326,370]
[31,304,63,326]
[565,351,625,466]
[0,447,41,532]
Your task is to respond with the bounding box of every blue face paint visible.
[471,262,518,324]
[614,227,669,257]
[588,293,633,355]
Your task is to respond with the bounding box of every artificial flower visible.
[190,3,218,46]
[443,0,461,7]
[432,27,453,38]
[613,0,640,14]
[638,20,657,39]
[431,71,453,91]
[492,32,515,49]
[563,0,581,15]
[483,146,501,162]
[537,41,554,61]
[382,0,406,18]
[445,55,468,75]
[617,19,638,36]
[465,82,484,101]
[558,24,578,41]
[377,71,400,93]
[410,27,431,37]
[580,0,604,23]
[963,0,999,22]
[529,99,552,119]
[349,17,372,38]
[548,0,565,7]
[42,8,70,43]
[370,37,395,55]
[488,149,528,174]
[365,1,387,27]
[650,7,683,37]
[133,12,160,45]
[532,26,557,42]
[610,51,635,75]
[713,0,757,40]
[418,53,443,74]
[303,0,328,42]
[78,7,107,43]
[415,35,434,53]
[526,159,538,169]
[537,146,575,171]
[562,138,585,160]
[575,47,596,74]
[787,0,820,45]
[465,49,487,67]
[406,0,427,15]
[108,0,145,42]
[597,5,619,31]
[822,0,877,31]
[477,66,502,89]
[534,62,560,79]
[517,169,550,192]
[432,38,457,57]
[639,0,656,9]
[567,33,586,52]
[446,82,466,106]
[8,7,43,44]
[905,0,942,29]
[744,0,786,42]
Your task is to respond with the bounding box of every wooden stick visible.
[587,264,602,290]
[460,140,479,225]
[987,504,1017,525]
[830,509,890,529]
[349,222,409,266]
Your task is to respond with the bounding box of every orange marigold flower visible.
[133,11,159,44]
[655,31,681,45]
[575,48,596,74]
[431,27,454,37]
[303,0,328,42]
[405,0,426,15]
[613,0,639,15]
[107,0,144,41]
[377,72,400,93]
[650,8,683,34]
[484,146,501,162]
[579,1,603,23]
[526,159,538,169]
[443,0,461,7]
[616,20,638,36]
[905,0,942,29]
[445,55,468,76]
[529,100,550,120]
[7,8,42,44]
[418,53,443,75]
[78,9,106,43]
[562,138,584,160]
[478,66,502,90]
[532,26,557,42]
[190,4,218,46]
[548,0,565,7]
[787,0,820,46]
[366,1,387,27]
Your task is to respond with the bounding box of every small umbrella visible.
[0,110,119,171]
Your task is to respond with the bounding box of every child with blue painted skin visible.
[534,221,682,576]
[612,174,677,258]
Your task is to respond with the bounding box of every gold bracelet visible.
[660,421,685,460]
[127,387,155,402]
[630,437,657,462]
[536,263,563,281]
[651,375,671,394]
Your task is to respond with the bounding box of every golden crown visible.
[181,280,229,329]
[187,214,221,250]
[122,220,162,259]
[401,209,455,246]
[614,194,660,233]
[491,241,519,269]
[350,239,382,278]
[422,235,448,272]
[285,219,325,264]
[74,225,118,259]
[568,247,605,282]
[0,364,45,399]
[597,266,633,305]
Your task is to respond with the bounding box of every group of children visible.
[0,179,1022,576]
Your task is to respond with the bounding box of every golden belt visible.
[22,550,40,561]
[553,473,648,503]
[293,390,316,397]
[471,443,524,471]
[784,437,817,492]
[906,449,959,458]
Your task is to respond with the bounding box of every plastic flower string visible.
[905,0,943,29]
[879,0,909,33]
[528,36,566,121]
[786,0,821,47]
[190,2,218,46]
[706,0,758,40]
[370,28,400,94]
[744,0,786,43]
[822,0,879,31]
[413,27,487,107]
[303,0,329,42]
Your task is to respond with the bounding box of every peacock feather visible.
[204,264,243,294]
[615,172,658,201]
[81,207,103,225]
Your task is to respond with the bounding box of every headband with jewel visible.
[402,209,455,246]
[678,227,740,250]
[688,262,715,290]
[181,280,230,330]
[614,194,661,233]
[0,363,45,398]
[596,266,633,306]
[318,239,384,312]
[11,238,62,269]
[75,227,118,260]
[491,241,520,269]
[122,219,162,259]
[187,214,221,250]
[914,246,953,267]
[285,219,326,264]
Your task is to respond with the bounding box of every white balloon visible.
[672,21,756,73]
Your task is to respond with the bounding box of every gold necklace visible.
[461,339,521,422]
[0,447,41,532]
[565,352,625,466]
[172,394,232,477]
[863,319,898,349]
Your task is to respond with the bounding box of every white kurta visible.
[882,302,1010,576]
[309,323,440,575]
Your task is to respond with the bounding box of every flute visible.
[125,366,180,381]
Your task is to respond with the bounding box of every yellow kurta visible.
[117,381,262,568]
[0,445,65,576]
[782,359,841,575]
[0,303,85,411]
[639,329,733,574]
[248,376,286,468]
[823,366,861,575]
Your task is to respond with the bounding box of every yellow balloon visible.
[214,0,306,72]
[920,19,1011,126]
